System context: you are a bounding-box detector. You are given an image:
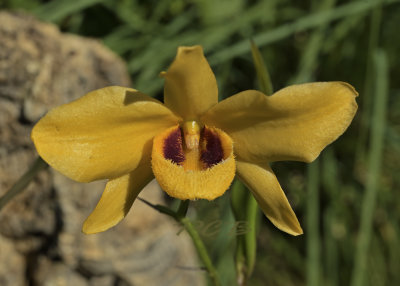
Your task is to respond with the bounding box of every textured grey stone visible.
[0,236,25,286]
[35,257,89,286]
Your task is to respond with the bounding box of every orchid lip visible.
[162,122,226,171]
[151,124,236,200]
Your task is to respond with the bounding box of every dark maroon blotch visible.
[201,127,224,168]
[163,128,185,164]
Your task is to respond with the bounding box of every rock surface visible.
[0,12,203,286]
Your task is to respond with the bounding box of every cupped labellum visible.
[151,125,235,200]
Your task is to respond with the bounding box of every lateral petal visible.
[32,86,180,182]
[202,82,358,163]
[162,46,218,121]
[82,163,153,234]
[236,160,303,236]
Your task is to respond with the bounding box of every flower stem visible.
[179,216,221,286]
[176,199,189,217]
[0,156,48,211]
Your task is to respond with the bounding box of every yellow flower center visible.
[151,122,236,200]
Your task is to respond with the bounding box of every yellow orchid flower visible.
[31,45,358,236]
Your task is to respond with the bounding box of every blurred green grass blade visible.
[231,178,259,282]
[307,159,321,286]
[321,149,338,198]
[388,221,400,282]
[350,49,389,286]
[231,179,250,283]
[0,157,47,211]
[210,194,236,286]
[244,194,258,277]
[33,0,106,22]
[127,0,277,79]
[231,179,247,221]
[161,9,196,38]
[103,0,148,32]
[250,40,273,95]
[369,235,387,286]
[323,209,339,286]
[103,26,150,55]
[387,125,400,153]
[354,1,383,167]
[209,0,398,65]
[268,229,305,274]
[6,0,41,10]
[291,0,336,84]
[322,15,364,53]
[322,149,340,286]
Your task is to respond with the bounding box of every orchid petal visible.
[162,46,218,121]
[82,163,153,234]
[32,86,180,182]
[202,82,358,163]
[236,160,303,236]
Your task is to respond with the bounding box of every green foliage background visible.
[1,0,399,285]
